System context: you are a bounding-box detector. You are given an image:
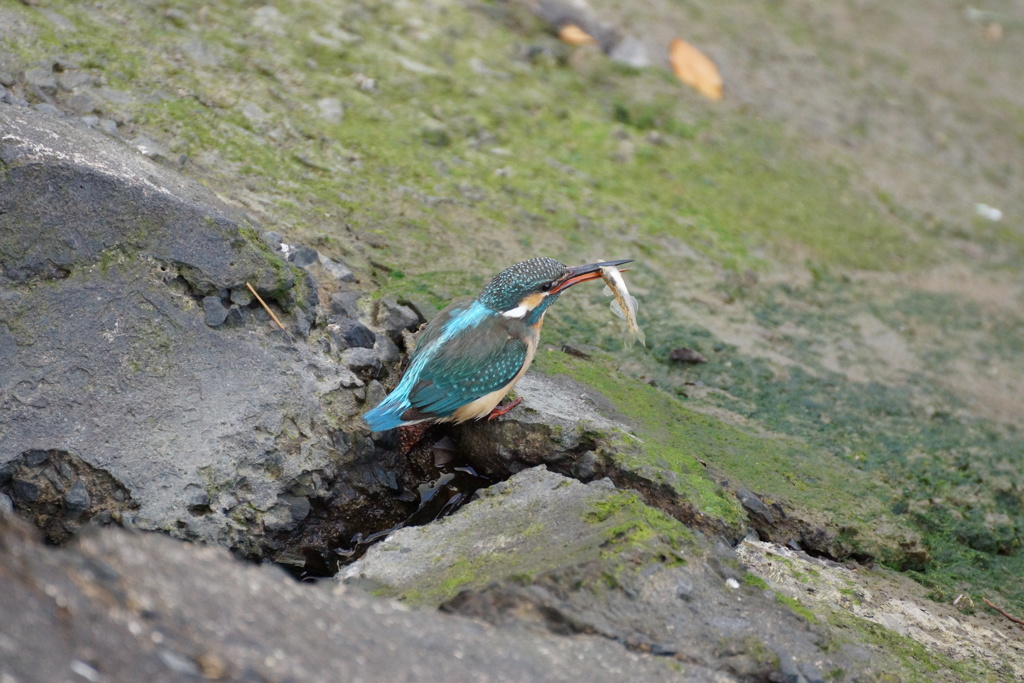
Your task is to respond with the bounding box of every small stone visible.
[64,479,90,511]
[329,291,363,319]
[158,649,199,676]
[202,296,230,327]
[132,135,170,161]
[608,36,649,68]
[24,67,57,94]
[287,245,319,268]
[365,379,387,408]
[318,254,355,282]
[669,347,708,364]
[373,333,401,365]
[952,594,975,612]
[375,297,421,343]
[33,103,62,117]
[67,92,100,114]
[0,493,13,515]
[571,450,599,479]
[331,318,376,350]
[223,305,245,328]
[229,287,253,306]
[282,495,311,523]
[262,231,283,251]
[343,347,381,376]
[23,449,50,467]
[11,478,40,503]
[97,118,118,136]
[398,296,437,324]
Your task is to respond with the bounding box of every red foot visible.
[487,396,524,421]
[398,422,431,455]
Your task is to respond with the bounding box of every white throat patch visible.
[501,305,528,319]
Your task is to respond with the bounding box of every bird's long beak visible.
[550,259,632,294]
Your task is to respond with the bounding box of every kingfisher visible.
[363,257,631,431]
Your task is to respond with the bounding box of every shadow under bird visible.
[363,257,632,431]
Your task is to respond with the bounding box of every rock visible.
[0,107,387,558]
[373,333,401,365]
[318,253,356,282]
[329,290,363,319]
[262,230,283,250]
[342,347,381,377]
[63,479,90,511]
[398,295,438,324]
[24,66,57,95]
[286,244,319,268]
[608,35,649,68]
[374,297,421,344]
[344,467,881,680]
[0,512,688,682]
[202,295,230,326]
[330,318,376,349]
[669,347,708,364]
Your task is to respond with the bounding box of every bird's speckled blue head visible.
[477,257,567,315]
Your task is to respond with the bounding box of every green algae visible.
[533,349,918,563]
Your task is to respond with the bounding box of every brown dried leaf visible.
[669,37,723,101]
[559,24,598,46]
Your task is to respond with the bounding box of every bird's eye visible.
[540,282,552,292]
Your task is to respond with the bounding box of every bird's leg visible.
[487,396,524,421]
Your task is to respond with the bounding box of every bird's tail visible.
[363,403,404,431]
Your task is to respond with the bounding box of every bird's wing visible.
[405,323,528,420]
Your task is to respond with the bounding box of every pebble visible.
[365,379,387,408]
[24,67,58,94]
[262,231,283,251]
[33,103,63,117]
[223,304,245,328]
[375,297,421,343]
[608,36,649,68]
[64,479,91,511]
[398,296,436,324]
[0,493,12,515]
[202,296,230,327]
[669,347,709,364]
[287,245,319,268]
[331,318,376,349]
[11,478,40,503]
[330,291,363,318]
[24,450,50,467]
[229,287,253,306]
[373,333,401,365]
[318,254,355,282]
[343,347,381,376]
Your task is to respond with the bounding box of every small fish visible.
[599,265,645,348]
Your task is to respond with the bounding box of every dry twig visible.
[983,598,1024,631]
[245,282,285,330]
